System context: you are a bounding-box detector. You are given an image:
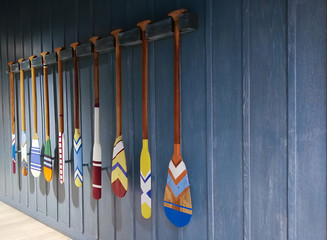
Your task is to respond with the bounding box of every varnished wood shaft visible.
[173,17,181,145]
[58,58,64,133]
[31,66,37,134]
[9,66,15,134]
[94,51,99,108]
[141,30,148,139]
[73,50,80,128]
[115,36,122,137]
[20,68,26,131]
[43,66,49,139]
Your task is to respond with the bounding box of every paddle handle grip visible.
[19,63,26,131]
[8,63,15,134]
[111,30,123,137]
[43,65,50,139]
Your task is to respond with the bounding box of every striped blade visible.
[164,159,192,227]
[43,139,52,182]
[74,129,83,187]
[140,139,151,219]
[31,137,41,177]
[21,132,28,176]
[92,108,101,199]
[59,132,65,184]
[12,134,16,174]
[111,135,128,198]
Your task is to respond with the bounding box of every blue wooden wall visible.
[0,0,326,239]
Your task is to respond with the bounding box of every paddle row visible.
[7,9,194,227]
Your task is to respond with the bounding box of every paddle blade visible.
[140,139,151,219]
[74,129,83,187]
[164,159,192,227]
[31,136,41,177]
[92,141,101,199]
[12,134,16,174]
[59,132,65,184]
[21,132,28,176]
[43,139,52,182]
[111,135,128,198]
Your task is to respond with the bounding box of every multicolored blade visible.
[74,128,83,187]
[111,135,128,198]
[21,132,28,176]
[12,134,16,174]
[164,158,192,227]
[140,139,151,219]
[59,132,65,184]
[43,138,52,182]
[30,136,41,177]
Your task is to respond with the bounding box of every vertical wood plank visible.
[294,0,327,238]
[249,0,287,239]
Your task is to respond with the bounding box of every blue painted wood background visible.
[0,0,326,239]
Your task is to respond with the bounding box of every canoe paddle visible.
[8,62,16,174]
[111,29,128,198]
[163,9,192,227]
[137,20,152,219]
[18,58,28,176]
[41,52,53,182]
[89,36,102,199]
[29,55,41,177]
[55,48,65,184]
[71,42,83,188]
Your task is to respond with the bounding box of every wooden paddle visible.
[55,47,65,184]
[8,62,16,174]
[111,29,128,198]
[41,52,53,182]
[18,58,28,176]
[137,20,152,219]
[89,36,102,199]
[163,9,192,227]
[71,42,83,188]
[29,55,41,177]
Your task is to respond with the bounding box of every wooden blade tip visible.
[89,36,100,45]
[70,42,80,50]
[18,58,25,64]
[111,29,123,39]
[137,20,152,31]
[168,9,187,20]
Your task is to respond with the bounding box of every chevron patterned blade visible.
[140,139,151,218]
[74,129,83,187]
[164,159,192,227]
[111,135,128,198]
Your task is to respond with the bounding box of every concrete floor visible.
[0,201,70,240]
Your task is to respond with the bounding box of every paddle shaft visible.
[9,64,15,134]
[141,25,149,139]
[19,64,26,131]
[58,56,64,133]
[31,65,38,134]
[43,65,49,139]
[112,30,123,137]
[73,48,80,128]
